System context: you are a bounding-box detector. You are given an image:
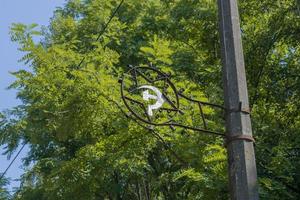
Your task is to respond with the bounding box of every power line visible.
[0,0,125,182]
[0,143,26,181]
[77,0,125,69]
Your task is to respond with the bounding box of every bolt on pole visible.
[217,0,259,199]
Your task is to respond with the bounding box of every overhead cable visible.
[0,143,26,181]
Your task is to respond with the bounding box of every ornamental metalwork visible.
[119,65,226,137]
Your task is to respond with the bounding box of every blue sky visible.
[0,0,65,192]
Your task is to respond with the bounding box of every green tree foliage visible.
[240,0,300,199]
[0,0,299,199]
[0,176,10,200]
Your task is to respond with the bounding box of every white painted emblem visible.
[138,85,165,116]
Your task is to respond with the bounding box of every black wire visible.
[77,0,125,69]
[95,0,124,42]
[0,143,26,181]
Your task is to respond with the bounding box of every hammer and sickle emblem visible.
[138,85,165,116]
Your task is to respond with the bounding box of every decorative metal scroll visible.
[119,65,226,137]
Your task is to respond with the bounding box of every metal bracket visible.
[226,102,251,115]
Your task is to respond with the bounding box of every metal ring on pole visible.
[224,135,255,147]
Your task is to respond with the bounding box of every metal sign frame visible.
[119,65,226,137]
